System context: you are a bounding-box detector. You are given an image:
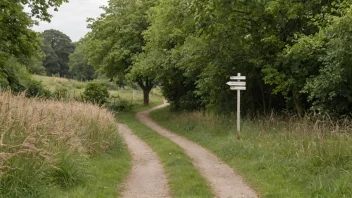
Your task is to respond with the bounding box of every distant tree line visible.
[37,29,96,81]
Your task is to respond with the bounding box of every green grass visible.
[150,107,352,198]
[33,75,163,108]
[117,111,214,198]
[109,89,163,110]
[32,75,86,93]
[54,146,131,198]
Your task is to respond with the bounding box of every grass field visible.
[0,91,132,198]
[55,147,131,198]
[117,111,214,198]
[32,75,86,93]
[33,75,163,108]
[150,107,352,198]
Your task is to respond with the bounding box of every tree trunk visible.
[293,91,304,118]
[137,77,154,106]
[143,89,150,106]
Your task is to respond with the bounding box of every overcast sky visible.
[32,0,108,42]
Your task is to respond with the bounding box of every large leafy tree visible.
[142,0,352,116]
[84,0,156,105]
[41,29,75,77]
[69,42,96,81]
[0,0,68,88]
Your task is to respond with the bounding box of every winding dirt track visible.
[118,124,170,198]
[136,103,259,198]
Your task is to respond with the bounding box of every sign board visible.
[230,86,246,91]
[226,73,246,140]
[226,82,246,86]
[230,76,246,80]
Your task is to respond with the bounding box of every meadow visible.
[0,75,166,197]
[0,91,132,197]
[33,75,163,110]
[151,108,352,198]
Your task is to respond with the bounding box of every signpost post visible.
[226,73,246,140]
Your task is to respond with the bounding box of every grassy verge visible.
[55,147,131,198]
[117,111,214,198]
[0,92,131,198]
[150,107,352,198]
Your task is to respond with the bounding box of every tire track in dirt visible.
[136,104,259,198]
[118,124,170,198]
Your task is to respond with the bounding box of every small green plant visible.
[82,82,109,105]
[107,99,134,112]
[49,153,88,189]
[53,87,68,99]
[24,79,51,98]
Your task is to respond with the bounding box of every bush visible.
[107,99,134,112]
[82,82,109,105]
[24,79,51,98]
[53,87,68,99]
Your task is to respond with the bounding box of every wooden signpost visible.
[227,73,246,140]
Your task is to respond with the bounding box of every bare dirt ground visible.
[118,124,170,198]
[136,103,259,198]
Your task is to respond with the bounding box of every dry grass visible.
[0,91,120,196]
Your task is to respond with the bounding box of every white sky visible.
[32,0,108,42]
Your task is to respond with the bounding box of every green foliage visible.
[69,42,96,81]
[24,79,52,98]
[107,99,133,112]
[85,0,157,105]
[0,0,67,92]
[53,87,68,99]
[0,57,51,98]
[41,29,75,77]
[303,7,352,116]
[120,0,352,116]
[82,82,110,105]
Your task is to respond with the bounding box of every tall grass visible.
[151,108,352,197]
[0,91,120,197]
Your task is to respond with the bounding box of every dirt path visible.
[136,104,259,198]
[118,124,170,198]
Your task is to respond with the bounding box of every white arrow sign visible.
[230,76,246,80]
[230,86,246,91]
[227,81,246,86]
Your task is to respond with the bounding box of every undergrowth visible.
[150,107,352,198]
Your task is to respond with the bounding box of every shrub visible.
[53,87,68,99]
[107,99,134,112]
[24,79,51,98]
[82,82,109,105]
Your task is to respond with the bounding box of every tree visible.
[41,29,75,77]
[0,0,68,90]
[303,5,352,115]
[84,0,156,105]
[82,82,109,105]
[69,42,96,81]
